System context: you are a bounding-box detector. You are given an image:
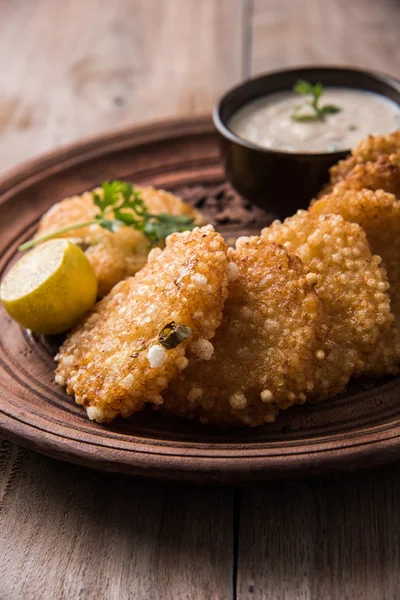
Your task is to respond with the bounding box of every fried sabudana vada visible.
[330,131,400,184]
[311,188,400,375]
[55,226,229,423]
[162,238,326,427]
[317,154,400,199]
[262,212,392,399]
[37,186,203,297]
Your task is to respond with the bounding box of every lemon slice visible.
[0,239,97,334]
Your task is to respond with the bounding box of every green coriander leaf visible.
[291,113,319,123]
[292,80,342,122]
[104,181,123,206]
[117,182,143,210]
[142,223,159,245]
[144,214,195,245]
[93,191,109,212]
[19,180,197,251]
[320,104,341,115]
[294,80,315,95]
[313,82,323,101]
[113,209,143,227]
[93,180,126,213]
[119,181,134,203]
[96,218,122,232]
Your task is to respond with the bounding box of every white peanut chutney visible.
[229,88,400,153]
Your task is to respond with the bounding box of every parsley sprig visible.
[291,80,341,122]
[19,180,196,251]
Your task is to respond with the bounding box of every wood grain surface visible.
[0,0,245,172]
[250,0,400,76]
[237,466,400,600]
[0,439,234,600]
[1,1,400,599]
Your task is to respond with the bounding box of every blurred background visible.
[1,0,399,172]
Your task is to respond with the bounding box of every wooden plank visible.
[236,465,400,599]
[250,0,400,77]
[0,438,233,600]
[0,0,246,172]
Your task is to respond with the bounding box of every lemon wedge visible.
[0,239,97,334]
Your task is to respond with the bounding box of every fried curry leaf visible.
[158,321,193,350]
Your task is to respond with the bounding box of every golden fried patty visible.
[329,130,400,185]
[262,212,392,399]
[55,226,229,423]
[37,186,203,297]
[317,154,400,199]
[162,238,326,426]
[311,188,400,375]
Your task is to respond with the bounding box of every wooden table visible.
[1,1,400,598]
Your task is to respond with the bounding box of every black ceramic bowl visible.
[213,66,400,218]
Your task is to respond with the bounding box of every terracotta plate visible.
[1,116,400,483]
